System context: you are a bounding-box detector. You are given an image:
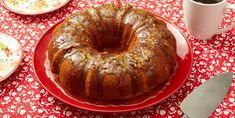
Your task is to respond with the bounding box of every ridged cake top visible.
[48,4,176,79]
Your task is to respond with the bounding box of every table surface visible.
[0,0,235,117]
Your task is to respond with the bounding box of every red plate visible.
[33,17,193,112]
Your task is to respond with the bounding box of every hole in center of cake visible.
[92,26,136,54]
[95,37,123,54]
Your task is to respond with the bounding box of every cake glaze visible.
[48,4,177,100]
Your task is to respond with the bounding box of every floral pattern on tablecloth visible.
[0,0,235,117]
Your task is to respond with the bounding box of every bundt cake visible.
[48,4,177,100]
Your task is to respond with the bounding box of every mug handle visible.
[217,3,235,34]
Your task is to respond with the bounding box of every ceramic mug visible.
[183,0,235,40]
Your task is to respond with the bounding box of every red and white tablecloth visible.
[0,0,235,117]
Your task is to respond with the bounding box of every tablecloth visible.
[0,0,235,117]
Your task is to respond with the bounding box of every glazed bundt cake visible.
[48,4,177,100]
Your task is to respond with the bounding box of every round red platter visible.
[33,17,193,112]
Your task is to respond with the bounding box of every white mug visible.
[183,0,235,40]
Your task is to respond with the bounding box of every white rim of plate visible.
[1,0,71,15]
[0,32,23,82]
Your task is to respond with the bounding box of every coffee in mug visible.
[193,0,220,4]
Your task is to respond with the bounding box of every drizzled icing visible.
[48,4,177,99]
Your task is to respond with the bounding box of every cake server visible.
[180,72,233,118]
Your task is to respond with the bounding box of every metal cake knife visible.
[180,72,233,118]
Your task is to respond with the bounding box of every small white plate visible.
[0,32,23,82]
[2,0,70,15]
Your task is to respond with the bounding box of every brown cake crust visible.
[48,4,177,100]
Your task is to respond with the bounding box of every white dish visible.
[2,0,70,15]
[0,32,23,82]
